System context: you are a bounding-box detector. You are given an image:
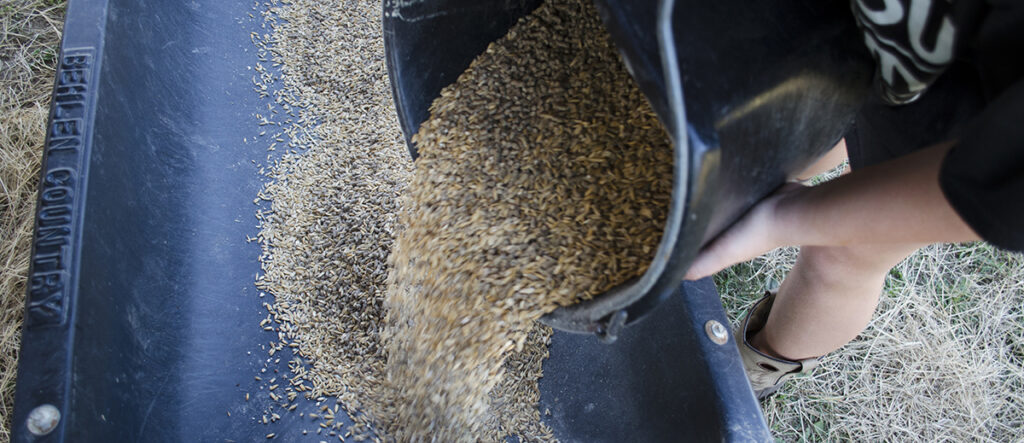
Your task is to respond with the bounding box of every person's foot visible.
[735,292,820,399]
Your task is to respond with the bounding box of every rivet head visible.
[705,320,729,345]
[26,404,61,436]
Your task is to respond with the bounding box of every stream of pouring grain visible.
[382,0,673,439]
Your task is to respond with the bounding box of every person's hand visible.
[684,184,805,280]
[683,141,982,281]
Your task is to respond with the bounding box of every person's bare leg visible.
[750,242,923,361]
[789,138,850,183]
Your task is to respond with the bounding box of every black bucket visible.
[383,0,872,336]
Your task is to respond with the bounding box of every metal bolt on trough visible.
[706,320,729,345]
[26,404,60,436]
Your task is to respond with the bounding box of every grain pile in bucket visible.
[380,0,674,438]
[251,0,564,440]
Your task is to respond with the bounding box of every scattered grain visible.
[253,0,669,440]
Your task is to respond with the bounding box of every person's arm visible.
[684,141,979,280]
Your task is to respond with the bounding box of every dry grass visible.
[717,172,1024,441]
[0,1,66,441]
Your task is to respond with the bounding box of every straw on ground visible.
[1,1,66,440]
